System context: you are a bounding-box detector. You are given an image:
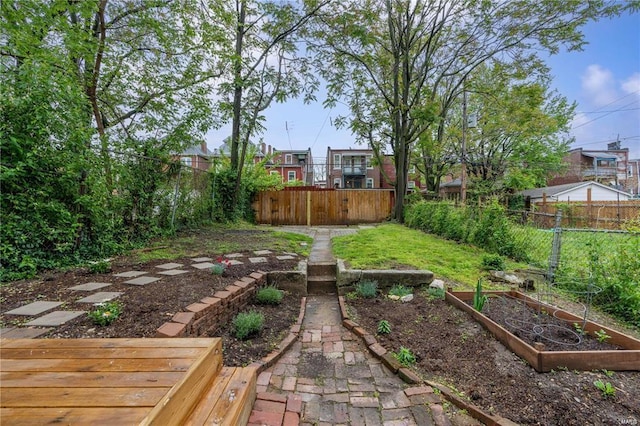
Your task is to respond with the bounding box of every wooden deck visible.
[0,338,257,425]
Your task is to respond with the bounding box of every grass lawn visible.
[332,223,527,287]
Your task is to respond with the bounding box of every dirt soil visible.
[347,291,640,426]
[1,248,302,367]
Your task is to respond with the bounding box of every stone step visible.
[307,262,336,277]
[307,276,337,295]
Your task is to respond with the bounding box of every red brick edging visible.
[337,296,517,426]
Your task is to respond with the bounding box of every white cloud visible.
[621,72,640,95]
[581,64,617,106]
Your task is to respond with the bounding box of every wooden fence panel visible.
[533,201,640,229]
[254,189,393,225]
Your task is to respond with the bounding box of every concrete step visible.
[307,262,337,277]
[307,276,337,295]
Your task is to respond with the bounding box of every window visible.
[366,178,374,188]
[407,181,416,189]
[333,178,341,188]
[181,157,192,168]
[333,154,341,169]
[288,171,296,181]
[409,165,416,174]
[285,154,293,164]
[597,159,615,167]
[366,155,373,169]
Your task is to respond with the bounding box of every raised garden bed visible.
[447,290,640,372]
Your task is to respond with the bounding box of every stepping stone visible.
[284,252,298,257]
[76,292,123,303]
[157,269,190,276]
[114,271,147,278]
[6,301,63,316]
[69,282,112,291]
[276,255,295,260]
[25,311,85,326]
[225,253,244,258]
[254,250,272,255]
[227,259,243,265]
[156,262,183,269]
[123,276,161,286]
[191,257,212,262]
[191,262,216,270]
[0,327,52,339]
[249,257,267,264]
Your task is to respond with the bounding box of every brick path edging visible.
[337,295,518,426]
[156,271,270,338]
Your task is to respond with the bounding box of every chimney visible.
[201,142,208,154]
[261,142,266,154]
[268,145,272,155]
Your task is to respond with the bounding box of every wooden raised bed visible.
[447,290,640,372]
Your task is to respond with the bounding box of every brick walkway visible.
[248,295,451,426]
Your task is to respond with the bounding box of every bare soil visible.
[1,247,302,367]
[347,291,640,426]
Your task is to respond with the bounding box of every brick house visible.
[548,145,635,194]
[325,147,421,190]
[177,143,212,171]
[266,146,314,185]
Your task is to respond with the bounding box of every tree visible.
[460,63,574,197]
[313,0,632,221]
[1,0,228,277]
[219,0,328,212]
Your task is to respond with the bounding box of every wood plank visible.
[1,358,195,372]
[0,338,217,349]
[1,346,204,359]
[205,366,257,426]
[1,387,167,408]
[0,371,184,388]
[1,407,149,426]
[139,339,223,425]
[184,367,236,425]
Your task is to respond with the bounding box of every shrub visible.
[388,285,412,298]
[426,286,446,300]
[211,257,231,275]
[88,260,111,274]
[233,311,264,340]
[393,346,416,366]
[88,301,122,326]
[256,286,283,305]
[481,254,505,271]
[355,280,378,298]
[377,319,391,335]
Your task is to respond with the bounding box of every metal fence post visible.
[548,210,563,283]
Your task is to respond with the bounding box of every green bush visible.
[355,280,378,298]
[88,260,111,274]
[233,310,264,340]
[393,346,416,366]
[88,301,122,326]
[256,286,283,305]
[481,254,505,271]
[388,285,412,298]
[377,319,391,334]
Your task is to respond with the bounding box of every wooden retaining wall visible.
[253,189,394,225]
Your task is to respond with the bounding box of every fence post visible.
[170,167,182,229]
[548,210,562,283]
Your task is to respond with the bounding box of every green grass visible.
[134,223,312,262]
[332,223,526,287]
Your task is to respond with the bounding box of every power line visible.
[571,99,639,129]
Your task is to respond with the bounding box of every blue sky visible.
[206,9,640,162]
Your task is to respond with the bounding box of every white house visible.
[520,181,633,203]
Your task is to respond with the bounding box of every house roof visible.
[519,181,631,199]
[439,178,461,188]
[180,144,211,157]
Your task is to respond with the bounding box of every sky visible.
[205,8,640,163]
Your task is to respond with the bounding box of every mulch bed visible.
[1,252,302,365]
[347,290,640,426]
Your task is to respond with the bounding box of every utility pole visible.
[460,84,467,203]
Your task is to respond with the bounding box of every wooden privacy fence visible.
[253,189,394,225]
[533,200,640,229]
